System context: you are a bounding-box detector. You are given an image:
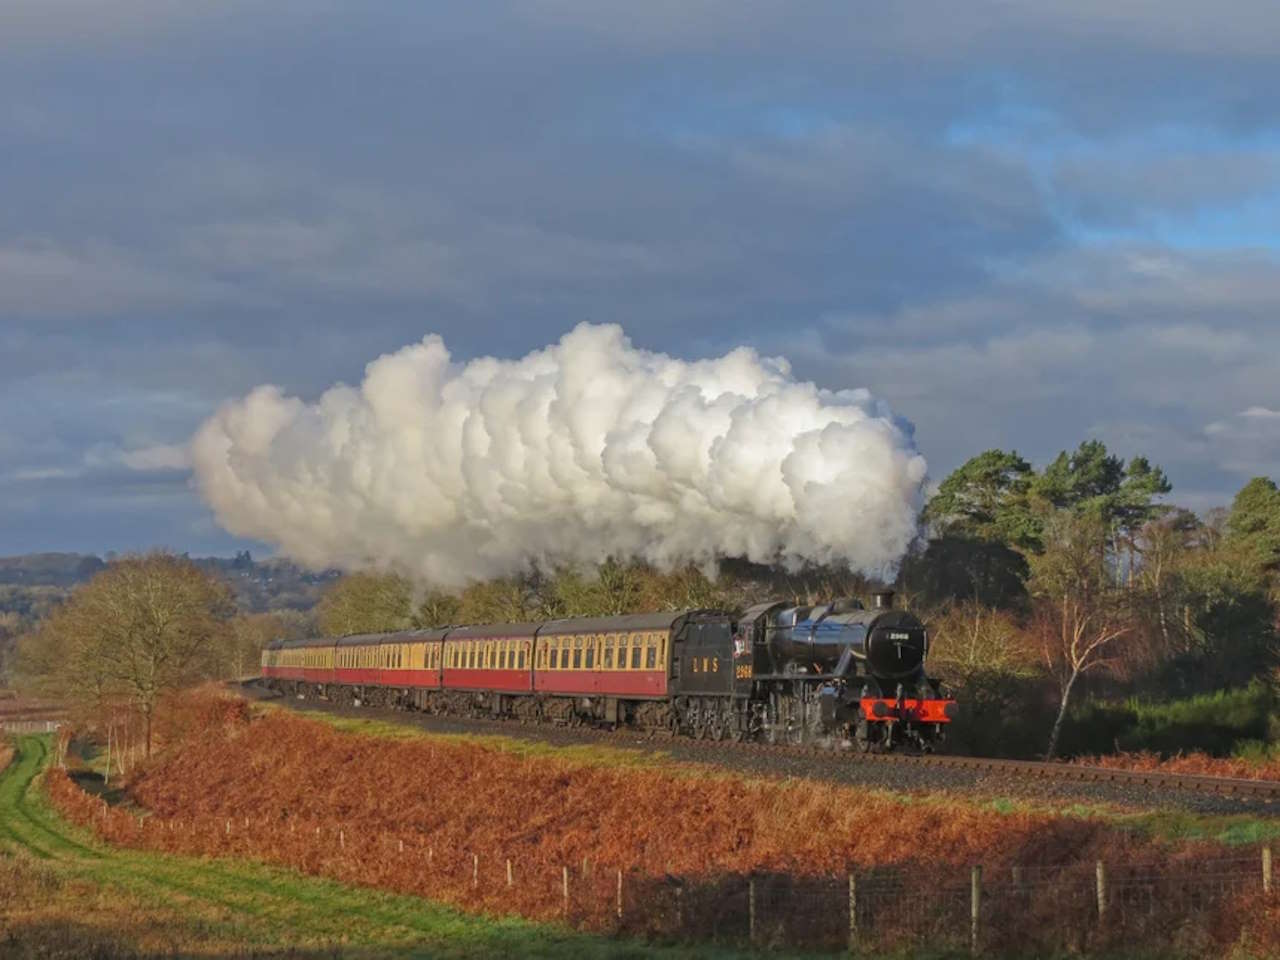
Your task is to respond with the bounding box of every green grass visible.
[0,734,816,959]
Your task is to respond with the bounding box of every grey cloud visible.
[1,2,1279,554]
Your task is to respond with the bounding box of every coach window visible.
[646,641,657,670]
[630,639,642,670]
[603,639,614,670]
[518,642,527,670]
[570,638,580,670]
[585,638,595,669]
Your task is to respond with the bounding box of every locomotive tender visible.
[262,591,956,751]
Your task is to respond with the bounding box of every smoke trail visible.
[190,324,927,587]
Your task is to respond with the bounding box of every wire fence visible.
[583,854,1274,955]
[0,720,63,734]
[51,769,1279,958]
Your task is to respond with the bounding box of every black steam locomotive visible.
[263,591,956,752]
[680,591,955,751]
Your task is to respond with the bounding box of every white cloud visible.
[83,442,191,473]
[118,443,191,472]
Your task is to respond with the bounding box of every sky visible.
[2,1,1279,558]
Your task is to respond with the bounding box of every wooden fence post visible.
[507,858,514,888]
[563,866,570,918]
[970,866,981,957]
[748,876,757,944]
[472,853,479,889]
[1265,846,1273,895]
[848,873,857,954]
[617,869,623,922]
[1095,861,1107,923]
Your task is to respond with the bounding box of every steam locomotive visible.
[261,591,956,752]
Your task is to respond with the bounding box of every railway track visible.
[240,681,1280,807]
[868,752,1280,799]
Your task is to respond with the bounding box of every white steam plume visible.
[191,323,927,587]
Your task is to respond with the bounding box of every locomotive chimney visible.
[872,590,895,610]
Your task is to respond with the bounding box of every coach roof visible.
[536,610,696,635]
[444,621,541,640]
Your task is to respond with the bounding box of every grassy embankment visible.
[305,704,1280,848]
[0,734,786,959]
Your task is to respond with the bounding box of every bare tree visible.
[23,552,234,756]
[927,601,1034,678]
[315,572,414,636]
[1031,510,1134,759]
[1037,595,1130,760]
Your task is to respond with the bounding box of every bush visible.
[1058,682,1274,758]
[941,668,1057,758]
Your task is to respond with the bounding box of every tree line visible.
[13,438,1280,761]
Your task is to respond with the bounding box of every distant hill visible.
[0,553,107,587]
[0,551,338,614]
